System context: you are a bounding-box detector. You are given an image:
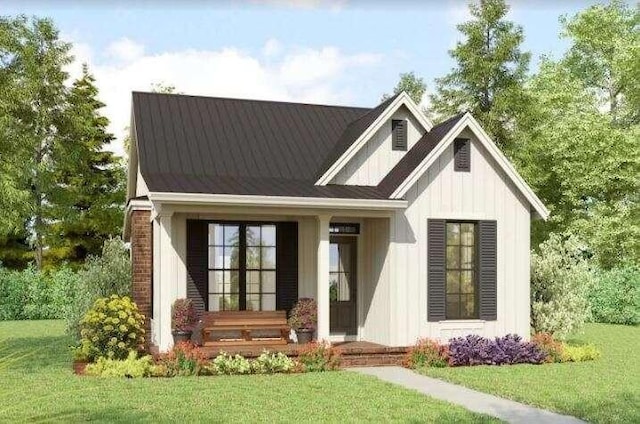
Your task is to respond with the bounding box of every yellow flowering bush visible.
[77,295,145,361]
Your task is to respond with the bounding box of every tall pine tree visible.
[47,65,125,264]
[429,0,530,151]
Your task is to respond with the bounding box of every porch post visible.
[316,214,331,341]
[157,209,176,352]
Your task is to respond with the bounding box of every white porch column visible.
[157,210,177,351]
[316,214,331,341]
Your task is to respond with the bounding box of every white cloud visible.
[105,37,145,62]
[262,38,282,57]
[64,38,383,157]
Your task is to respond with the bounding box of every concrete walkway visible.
[350,366,586,424]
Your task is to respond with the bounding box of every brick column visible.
[130,210,152,342]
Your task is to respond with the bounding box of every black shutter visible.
[392,119,407,151]
[276,221,298,316]
[478,220,497,320]
[186,220,208,315]
[454,138,470,172]
[427,219,446,321]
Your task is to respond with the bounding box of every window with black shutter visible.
[454,138,470,172]
[392,119,407,151]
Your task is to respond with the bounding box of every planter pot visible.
[296,328,314,345]
[172,330,193,344]
[73,360,88,376]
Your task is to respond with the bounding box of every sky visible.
[5,0,604,157]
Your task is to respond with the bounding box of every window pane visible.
[210,247,223,269]
[246,271,260,293]
[446,246,460,268]
[224,225,239,246]
[461,271,474,293]
[463,295,475,318]
[446,271,460,293]
[330,244,339,272]
[261,294,276,311]
[208,247,216,268]
[329,274,339,301]
[262,271,276,293]
[461,224,475,246]
[461,246,474,269]
[338,244,351,273]
[246,247,260,269]
[209,224,224,245]
[246,226,261,246]
[447,223,460,245]
[208,271,224,293]
[446,295,460,319]
[338,273,351,301]
[209,294,221,311]
[226,246,241,268]
[246,294,259,311]
[222,295,239,311]
[227,271,240,293]
[262,225,276,246]
[261,247,276,269]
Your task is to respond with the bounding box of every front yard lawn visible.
[419,323,640,423]
[0,320,497,423]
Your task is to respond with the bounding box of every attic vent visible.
[392,119,407,151]
[454,138,470,172]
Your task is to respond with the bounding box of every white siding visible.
[390,130,532,345]
[332,107,425,186]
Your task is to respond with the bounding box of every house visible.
[124,91,549,352]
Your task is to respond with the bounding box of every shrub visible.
[251,351,296,374]
[209,352,253,375]
[65,239,131,342]
[76,295,145,361]
[404,339,449,368]
[85,351,155,378]
[288,298,317,330]
[531,333,565,363]
[589,264,640,325]
[531,234,595,339]
[157,341,208,376]
[448,334,547,366]
[297,341,341,371]
[561,344,601,362]
[171,298,198,332]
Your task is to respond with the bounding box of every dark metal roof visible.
[377,113,466,197]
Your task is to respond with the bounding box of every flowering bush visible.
[448,334,546,366]
[251,351,296,374]
[404,339,449,368]
[297,341,341,371]
[171,298,198,332]
[288,298,317,330]
[76,295,145,361]
[85,351,154,378]
[531,333,565,363]
[157,341,208,376]
[209,352,253,375]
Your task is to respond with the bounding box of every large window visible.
[446,222,477,319]
[208,223,277,311]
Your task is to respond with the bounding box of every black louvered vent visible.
[186,220,208,315]
[392,119,407,151]
[454,138,470,172]
[427,219,446,322]
[478,220,497,320]
[276,222,299,316]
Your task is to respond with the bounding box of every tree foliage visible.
[382,72,427,105]
[429,0,530,150]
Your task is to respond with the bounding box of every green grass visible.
[418,323,640,423]
[0,320,497,423]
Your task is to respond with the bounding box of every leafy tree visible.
[560,1,640,125]
[381,72,427,105]
[429,0,530,150]
[47,65,126,264]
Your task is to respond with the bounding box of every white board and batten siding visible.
[387,129,531,346]
[331,106,425,186]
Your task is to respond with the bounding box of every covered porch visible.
[144,195,407,353]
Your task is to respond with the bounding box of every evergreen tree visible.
[47,65,126,264]
[429,0,530,150]
[381,72,427,105]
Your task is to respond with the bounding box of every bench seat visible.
[201,310,290,347]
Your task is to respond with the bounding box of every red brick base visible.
[130,210,152,342]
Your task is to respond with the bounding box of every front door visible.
[329,236,357,335]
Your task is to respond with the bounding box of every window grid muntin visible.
[246,224,276,311]
[445,222,478,319]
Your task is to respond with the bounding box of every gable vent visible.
[454,138,470,172]
[392,119,407,151]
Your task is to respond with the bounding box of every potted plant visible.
[288,298,317,345]
[171,298,197,344]
[71,345,90,376]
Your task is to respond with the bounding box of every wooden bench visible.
[201,311,290,347]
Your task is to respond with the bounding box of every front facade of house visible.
[124,91,548,352]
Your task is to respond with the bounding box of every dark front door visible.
[329,236,357,335]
